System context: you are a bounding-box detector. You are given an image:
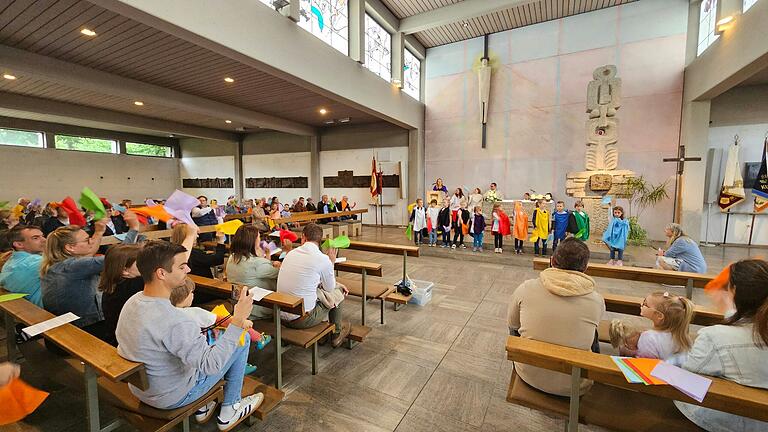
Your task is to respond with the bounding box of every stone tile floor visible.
[2,227,764,431]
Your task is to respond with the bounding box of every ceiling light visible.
[133,101,144,106]
[323,119,335,125]
[225,120,232,124]
[224,77,234,83]
[338,117,351,123]
[3,74,17,80]
[319,108,328,115]
[462,22,469,28]
[717,15,735,32]
[80,28,97,37]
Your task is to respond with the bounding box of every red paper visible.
[60,197,86,227]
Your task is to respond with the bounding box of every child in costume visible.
[469,206,486,252]
[530,200,550,256]
[437,198,452,248]
[409,198,427,245]
[491,203,511,254]
[609,291,694,366]
[452,202,470,249]
[567,200,590,240]
[603,197,629,265]
[512,201,528,254]
[551,201,570,253]
[426,199,440,247]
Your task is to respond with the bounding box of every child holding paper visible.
[603,197,629,266]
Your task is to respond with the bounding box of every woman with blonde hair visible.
[656,223,706,274]
[40,211,139,336]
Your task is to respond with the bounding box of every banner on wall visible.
[718,138,746,211]
[754,138,768,213]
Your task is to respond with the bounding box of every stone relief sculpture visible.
[585,65,621,171]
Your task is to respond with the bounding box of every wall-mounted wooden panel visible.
[245,176,309,188]
[182,177,233,188]
[323,170,399,188]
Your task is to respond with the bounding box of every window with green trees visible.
[126,142,173,157]
[54,135,117,153]
[0,128,44,148]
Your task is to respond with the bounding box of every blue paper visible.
[611,356,644,384]
[602,195,613,205]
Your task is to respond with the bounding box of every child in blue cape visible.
[551,201,570,253]
[602,197,629,266]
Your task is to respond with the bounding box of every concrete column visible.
[392,31,404,86]
[310,135,321,199]
[349,0,366,63]
[679,99,712,243]
[282,0,300,22]
[408,128,424,202]
[234,137,244,200]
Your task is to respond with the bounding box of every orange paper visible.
[624,358,667,385]
[0,379,49,425]
[132,205,173,222]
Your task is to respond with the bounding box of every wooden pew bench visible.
[272,209,368,225]
[346,241,420,310]
[333,259,384,343]
[0,290,281,431]
[100,225,218,246]
[506,336,768,432]
[189,275,334,389]
[533,258,714,299]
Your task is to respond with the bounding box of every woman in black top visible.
[99,244,143,346]
[170,223,227,278]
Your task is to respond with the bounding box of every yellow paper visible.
[215,219,243,235]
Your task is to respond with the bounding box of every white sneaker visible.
[607,260,615,266]
[194,401,217,423]
[451,244,456,249]
[616,260,624,266]
[217,393,264,431]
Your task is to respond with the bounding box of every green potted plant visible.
[622,176,669,246]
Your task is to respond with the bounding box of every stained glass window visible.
[697,0,719,56]
[743,0,758,11]
[403,49,421,99]
[364,14,391,82]
[298,0,349,55]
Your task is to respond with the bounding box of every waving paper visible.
[79,187,107,221]
[163,190,199,227]
[216,219,243,235]
[60,197,86,227]
[322,235,350,249]
[0,379,49,425]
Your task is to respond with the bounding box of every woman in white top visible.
[449,188,466,221]
[226,225,281,318]
[675,259,768,432]
[466,188,484,214]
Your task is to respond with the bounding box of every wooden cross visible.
[663,145,702,223]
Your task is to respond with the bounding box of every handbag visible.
[317,284,346,308]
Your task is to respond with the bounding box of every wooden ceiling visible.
[380,0,637,47]
[0,0,381,137]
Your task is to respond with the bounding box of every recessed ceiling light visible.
[319,108,328,115]
[134,101,144,106]
[323,119,335,125]
[462,22,469,28]
[3,74,17,80]
[81,28,97,37]
[224,77,235,83]
[338,117,351,123]
[225,120,232,124]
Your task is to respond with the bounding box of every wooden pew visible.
[505,336,768,431]
[532,258,714,299]
[0,290,282,431]
[602,292,723,326]
[189,275,334,389]
[100,225,218,245]
[347,241,420,309]
[272,209,367,225]
[332,259,384,343]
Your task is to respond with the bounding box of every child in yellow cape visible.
[529,199,550,256]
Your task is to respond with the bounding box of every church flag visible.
[753,138,768,213]
[718,139,746,211]
[370,157,379,198]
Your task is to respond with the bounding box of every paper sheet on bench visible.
[22,312,79,337]
[611,356,644,384]
[335,257,347,263]
[0,293,28,303]
[248,286,272,301]
[651,362,712,402]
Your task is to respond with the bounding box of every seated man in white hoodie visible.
[507,237,605,397]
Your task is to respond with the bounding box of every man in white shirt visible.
[276,223,351,347]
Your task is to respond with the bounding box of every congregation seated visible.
[656,223,707,274]
[507,237,604,396]
[42,204,69,237]
[191,195,217,242]
[41,212,140,337]
[337,196,357,220]
[0,208,19,231]
[316,195,335,215]
[171,223,225,279]
[225,225,280,313]
[292,197,306,212]
[0,225,47,307]
[675,259,768,431]
[115,240,263,429]
[277,223,350,347]
[99,243,143,346]
[305,197,316,212]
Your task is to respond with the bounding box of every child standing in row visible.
[491,203,511,253]
[410,198,427,246]
[469,206,486,252]
[426,199,440,247]
[603,197,629,266]
[438,198,452,248]
[512,201,528,254]
[551,201,569,253]
[530,200,550,256]
[452,202,470,249]
[567,200,590,240]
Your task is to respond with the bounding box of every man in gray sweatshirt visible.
[116,240,262,431]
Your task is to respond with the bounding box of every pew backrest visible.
[348,241,420,257]
[188,275,305,316]
[603,292,723,326]
[101,225,218,245]
[272,209,367,225]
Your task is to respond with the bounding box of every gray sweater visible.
[116,293,243,408]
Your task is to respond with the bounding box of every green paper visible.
[405,223,413,241]
[0,293,28,302]
[322,235,351,249]
[79,187,107,220]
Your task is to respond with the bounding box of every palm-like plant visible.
[622,176,669,245]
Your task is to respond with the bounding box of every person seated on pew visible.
[656,223,707,274]
[305,197,316,212]
[507,237,605,397]
[170,224,226,280]
[42,203,69,237]
[40,211,140,337]
[0,208,19,231]
[0,225,47,307]
[116,241,263,430]
[277,223,351,348]
[316,195,334,215]
[191,196,217,242]
[0,230,12,271]
[675,259,768,432]
[338,196,357,220]
[293,197,306,213]
[226,225,280,292]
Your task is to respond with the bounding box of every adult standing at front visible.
[277,223,351,347]
[675,259,768,431]
[467,188,484,213]
[484,182,503,202]
[656,223,707,274]
[432,178,448,193]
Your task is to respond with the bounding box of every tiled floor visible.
[2,227,764,431]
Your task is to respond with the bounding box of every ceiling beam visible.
[0,45,316,136]
[399,0,537,34]
[0,92,240,142]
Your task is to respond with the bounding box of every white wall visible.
[243,152,312,202]
[0,145,178,203]
[320,146,409,226]
[704,123,768,246]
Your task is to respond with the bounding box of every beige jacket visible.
[508,267,605,396]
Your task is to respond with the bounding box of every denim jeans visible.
[413,230,423,245]
[167,334,251,408]
[473,233,484,248]
[428,230,437,244]
[610,247,624,260]
[441,229,451,245]
[552,236,565,252]
[534,240,547,255]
